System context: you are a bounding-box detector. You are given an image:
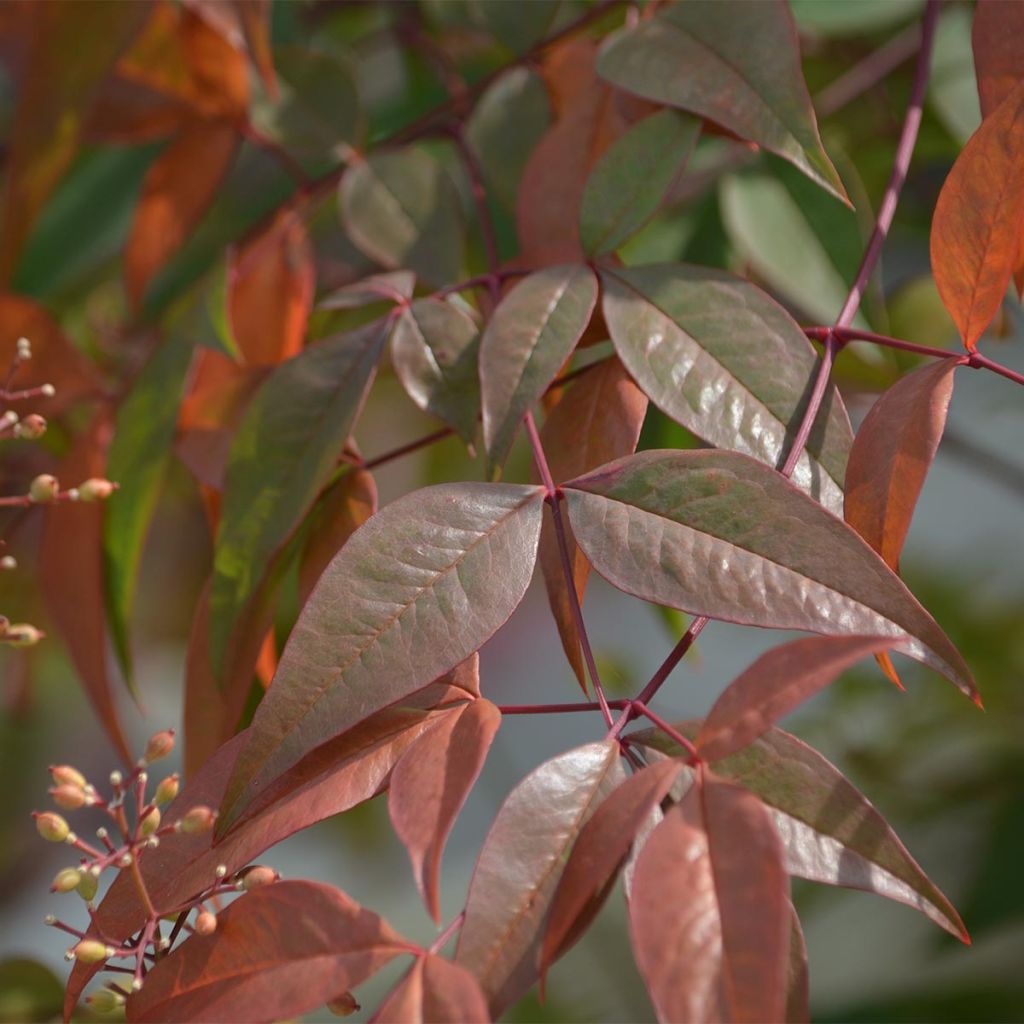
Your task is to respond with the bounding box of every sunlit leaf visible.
[537,357,647,687]
[218,483,544,833]
[629,772,789,1024]
[391,298,481,445]
[564,449,975,699]
[210,320,388,674]
[373,955,490,1024]
[481,264,598,476]
[601,264,853,515]
[126,882,412,1023]
[930,79,1024,350]
[596,0,847,201]
[390,699,501,922]
[456,741,625,1016]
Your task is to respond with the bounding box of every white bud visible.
[132,979,143,992]
[109,770,122,787]
[66,488,79,501]
[0,556,16,570]
[119,853,132,867]
[40,383,56,397]
[96,827,108,840]
[65,831,77,845]
[16,336,31,359]
[44,914,56,925]
[215,865,227,878]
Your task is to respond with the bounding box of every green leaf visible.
[579,109,700,255]
[719,161,870,329]
[339,147,464,286]
[596,0,847,201]
[456,741,625,1017]
[563,449,975,699]
[634,722,968,941]
[0,958,63,1023]
[218,482,544,834]
[601,263,853,515]
[466,67,551,211]
[468,0,560,54]
[391,297,481,445]
[210,321,388,675]
[789,0,921,37]
[481,264,597,476]
[104,330,195,688]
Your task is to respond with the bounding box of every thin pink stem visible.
[966,352,1024,388]
[498,700,628,715]
[804,325,954,360]
[630,702,700,762]
[429,910,465,954]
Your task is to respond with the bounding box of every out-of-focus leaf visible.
[629,772,789,1024]
[634,723,969,941]
[580,109,700,255]
[785,904,810,1024]
[125,120,240,310]
[297,467,378,609]
[372,955,491,1024]
[218,483,544,834]
[339,148,463,287]
[250,46,362,168]
[468,0,559,54]
[597,0,847,201]
[930,5,981,144]
[480,264,597,476]
[537,357,647,687]
[389,699,501,921]
[126,882,412,1023]
[456,741,625,1017]
[0,958,63,1024]
[789,0,921,36]
[541,759,685,986]
[185,0,277,98]
[719,162,868,329]
[0,1,148,283]
[391,298,481,445]
[930,80,1024,350]
[696,635,899,762]
[845,358,958,570]
[40,415,133,767]
[210,320,388,674]
[104,331,195,686]
[972,0,1024,120]
[227,207,314,364]
[466,67,551,211]
[601,264,853,515]
[564,450,975,699]
[319,271,416,310]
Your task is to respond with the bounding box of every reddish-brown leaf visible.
[228,209,314,365]
[540,758,685,987]
[389,699,502,923]
[696,635,899,763]
[930,80,1024,350]
[184,0,277,99]
[125,119,239,309]
[537,357,647,688]
[629,772,789,1024]
[298,467,378,608]
[785,902,810,1024]
[39,415,133,768]
[178,5,250,120]
[125,881,412,1023]
[845,358,958,571]
[972,0,1024,120]
[371,955,491,1024]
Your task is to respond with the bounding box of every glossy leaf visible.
[210,319,388,673]
[339,148,463,287]
[372,955,490,1024]
[635,723,968,941]
[629,772,789,1024]
[104,331,195,686]
[541,759,685,985]
[844,358,958,571]
[580,109,700,255]
[40,415,133,767]
[389,699,502,922]
[125,120,239,309]
[481,264,598,476]
[297,468,378,609]
[601,264,853,515]
[227,208,314,365]
[564,449,975,699]
[930,80,1024,350]
[456,741,625,1016]
[596,0,846,201]
[391,298,481,445]
[126,881,411,1023]
[218,483,544,833]
[697,635,899,762]
[538,357,648,687]
[972,0,1024,120]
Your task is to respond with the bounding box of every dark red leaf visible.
[389,699,502,922]
[371,955,491,1024]
[972,0,1024,119]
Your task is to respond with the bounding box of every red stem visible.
[630,702,700,762]
[428,910,465,954]
[499,700,628,715]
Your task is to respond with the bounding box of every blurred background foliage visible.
[0,0,1022,1021]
